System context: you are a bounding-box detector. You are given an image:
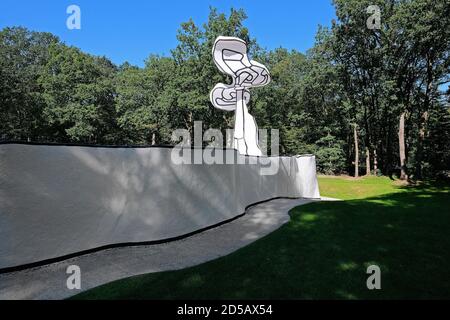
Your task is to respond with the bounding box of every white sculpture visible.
[210,36,271,156]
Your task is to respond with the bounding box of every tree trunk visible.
[354,124,359,178]
[365,146,371,175]
[184,112,193,145]
[416,111,428,179]
[373,149,378,174]
[416,54,433,179]
[399,112,407,180]
[386,118,393,177]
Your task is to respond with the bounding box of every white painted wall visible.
[0,144,319,269]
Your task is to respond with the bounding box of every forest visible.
[1,0,449,179]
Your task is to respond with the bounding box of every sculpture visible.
[210,36,270,156]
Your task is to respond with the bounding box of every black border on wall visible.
[0,140,186,149]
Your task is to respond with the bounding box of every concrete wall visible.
[0,144,319,270]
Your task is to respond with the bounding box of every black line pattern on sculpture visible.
[210,36,271,156]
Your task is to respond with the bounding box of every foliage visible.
[39,44,118,143]
[315,133,347,174]
[72,176,450,299]
[0,2,449,176]
[0,27,58,140]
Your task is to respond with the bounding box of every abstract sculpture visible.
[210,36,270,156]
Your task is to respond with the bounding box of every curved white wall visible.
[0,144,319,270]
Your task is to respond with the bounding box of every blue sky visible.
[0,0,336,67]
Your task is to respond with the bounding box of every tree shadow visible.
[74,182,450,300]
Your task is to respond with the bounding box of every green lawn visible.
[72,176,450,299]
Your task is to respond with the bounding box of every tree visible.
[115,57,174,144]
[382,0,449,179]
[331,0,387,177]
[315,133,346,174]
[0,27,59,141]
[170,8,256,141]
[39,44,118,143]
[329,0,450,179]
[1,4,448,179]
[252,48,309,155]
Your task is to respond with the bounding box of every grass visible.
[72,176,450,299]
[317,175,405,200]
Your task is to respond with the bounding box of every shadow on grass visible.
[73,183,450,300]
